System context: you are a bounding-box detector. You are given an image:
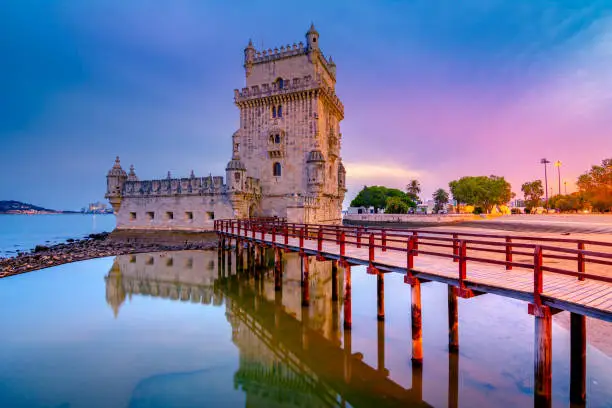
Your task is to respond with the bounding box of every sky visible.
[1,0,611,210]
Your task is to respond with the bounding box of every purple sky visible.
[2,1,611,210]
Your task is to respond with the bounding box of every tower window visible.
[275,134,281,144]
[273,162,282,177]
[278,78,284,89]
[278,105,282,118]
[234,172,240,181]
[272,106,276,118]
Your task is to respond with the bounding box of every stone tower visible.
[233,24,346,223]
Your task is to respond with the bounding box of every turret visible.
[338,160,347,193]
[244,39,255,77]
[105,156,127,213]
[226,133,247,192]
[306,150,325,193]
[328,55,336,77]
[127,164,138,181]
[306,23,319,52]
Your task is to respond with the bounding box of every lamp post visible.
[564,180,568,195]
[541,158,550,209]
[554,161,562,196]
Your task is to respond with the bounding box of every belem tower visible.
[105,25,346,231]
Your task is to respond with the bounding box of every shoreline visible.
[0,232,217,279]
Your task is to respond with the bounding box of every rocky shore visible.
[0,232,217,279]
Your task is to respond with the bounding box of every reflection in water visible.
[105,250,430,407]
[99,248,612,408]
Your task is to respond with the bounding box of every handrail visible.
[215,219,612,296]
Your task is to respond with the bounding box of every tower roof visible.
[226,159,246,171]
[306,23,318,36]
[107,156,127,177]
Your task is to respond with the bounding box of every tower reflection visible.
[105,250,435,407]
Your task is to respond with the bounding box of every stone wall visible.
[115,195,234,231]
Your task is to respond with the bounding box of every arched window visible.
[273,162,282,177]
[272,106,276,118]
[274,134,281,144]
[277,105,282,118]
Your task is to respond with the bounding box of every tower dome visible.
[107,156,127,178]
[226,159,247,171]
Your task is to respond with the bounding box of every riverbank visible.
[0,231,217,279]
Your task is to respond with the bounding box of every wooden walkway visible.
[222,226,612,322]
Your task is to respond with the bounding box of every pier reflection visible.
[105,249,434,407]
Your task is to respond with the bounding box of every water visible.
[1,249,612,407]
[0,214,116,257]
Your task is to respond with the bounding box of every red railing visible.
[215,219,612,305]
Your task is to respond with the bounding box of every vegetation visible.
[432,188,449,213]
[449,175,512,214]
[385,197,410,214]
[351,186,416,212]
[521,180,544,211]
[405,179,421,202]
[577,158,612,212]
[548,193,588,213]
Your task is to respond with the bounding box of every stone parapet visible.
[122,175,261,198]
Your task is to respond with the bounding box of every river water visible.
[1,248,612,407]
[0,214,116,257]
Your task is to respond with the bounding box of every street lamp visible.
[554,160,562,196]
[541,158,550,209]
[564,180,568,195]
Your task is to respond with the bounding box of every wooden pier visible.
[216,218,612,407]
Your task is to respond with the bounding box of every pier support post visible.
[377,272,385,321]
[301,255,310,307]
[344,264,352,330]
[448,285,459,352]
[274,247,283,292]
[532,305,552,408]
[331,260,339,302]
[570,313,586,405]
[377,319,386,374]
[448,346,459,408]
[412,357,423,401]
[411,279,423,364]
[344,325,352,383]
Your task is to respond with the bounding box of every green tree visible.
[577,158,612,212]
[406,179,421,202]
[385,197,410,214]
[449,175,512,213]
[433,188,449,213]
[521,180,544,211]
[351,186,416,210]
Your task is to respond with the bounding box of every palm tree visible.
[406,179,421,202]
[433,188,449,213]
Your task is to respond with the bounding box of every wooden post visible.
[448,285,459,352]
[377,272,385,321]
[578,242,585,281]
[377,319,385,374]
[458,240,467,284]
[331,260,338,301]
[381,230,387,252]
[318,227,323,254]
[534,307,552,408]
[340,231,346,258]
[284,225,289,246]
[301,255,310,307]
[412,355,423,402]
[344,264,352,330]
[506,236,513,270]
[411,279,423,364]
[274,247,282,292]
[452,233,458,262]
[534,246,543,305]
[227,245,232,274]
[356,228,361,248]
[217,246,223,278]
[299,228,305,253]
[271,227,276,244]
[448,345,459,408]
[344,324,352,383]
[305,224,309,240]
[369,233,375,261]
[413,232,419,256]
[407,236,414,270]
[570,312,586,404]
